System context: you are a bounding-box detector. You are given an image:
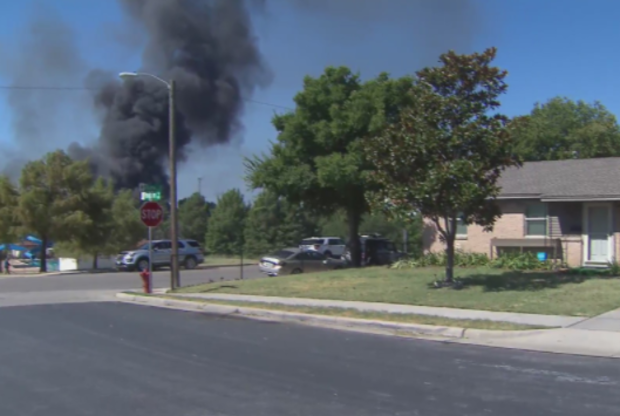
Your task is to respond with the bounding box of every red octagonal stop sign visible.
[140,201,163,227]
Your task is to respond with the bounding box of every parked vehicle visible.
[116,239,205,271]
[299,237,346,258]
[343,234,404,266]
[259,247,345,277]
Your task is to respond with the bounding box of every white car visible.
[299,237,346,258]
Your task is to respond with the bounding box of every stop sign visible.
[140,201,163,227]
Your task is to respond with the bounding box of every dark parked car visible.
[343,235,404,266]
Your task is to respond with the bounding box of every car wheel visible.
[291,268,303,274]
[184,256,197,270]
[137,258,149,271]
[324,250,332,258]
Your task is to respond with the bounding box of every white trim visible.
[582,203,614,265]
[542,198,620,202]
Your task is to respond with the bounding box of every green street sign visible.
[140,184,162,201]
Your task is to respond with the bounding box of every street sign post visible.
[140,201,163,292]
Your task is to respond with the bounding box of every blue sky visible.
[0,0,618,201]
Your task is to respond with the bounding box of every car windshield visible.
[301,239,322,245]
[138,243,150,250]
[269,250,295,259]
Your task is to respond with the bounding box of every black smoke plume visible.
[70,0,271,192]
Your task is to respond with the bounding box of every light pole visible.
[119,71,180,290]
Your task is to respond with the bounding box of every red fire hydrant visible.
[139,269,152,294]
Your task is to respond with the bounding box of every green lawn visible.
[198,256,258,268]
[174,266,620,317]
[158,296,544,331]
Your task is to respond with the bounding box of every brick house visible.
[423,157,620,267]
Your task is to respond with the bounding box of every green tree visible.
[245,67,414,266]
[18,150,94,272]
[0,176,20,248]
[244,190,318,257]
[364,47,520,283]
[107,189,145,254]
[511,97,620,161]
[243,190,282,256]
[55,177,115,269]
[205,189,248,255]
[178,192,213,243]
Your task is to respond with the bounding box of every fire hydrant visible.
[139,269,152,294]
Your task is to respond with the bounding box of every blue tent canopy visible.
[0,244,28,251]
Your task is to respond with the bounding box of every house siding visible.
[422,200,609,267]
[423,201,526,256]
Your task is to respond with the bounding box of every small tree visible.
[108,189,145,253]
[18,151,94,272]
[244,190,283,257]
[365,47,521,283]
[205,189,248,256]
[178,193,213,243]
[56,177,115,269]
[0,176,20,251]
[244,190,318,257]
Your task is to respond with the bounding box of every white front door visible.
[587,205,611,263]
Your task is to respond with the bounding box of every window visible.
[328,239,344,245]
[307,251,327,261]
[525,203,547,236]
[456,213,467,237]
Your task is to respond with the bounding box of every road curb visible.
[115,292,468,339]
[115,292,559,340]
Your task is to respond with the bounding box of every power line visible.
[0,84,293,111]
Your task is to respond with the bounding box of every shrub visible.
[392,251,558,271]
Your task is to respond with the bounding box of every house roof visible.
[498,157,620,201]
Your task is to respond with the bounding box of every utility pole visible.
[169,79,180,289]
[197,177,202,195]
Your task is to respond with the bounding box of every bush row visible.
[392,251,620,276]
[391,251,559,271]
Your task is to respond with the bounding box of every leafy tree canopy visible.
[0,176,20,246]
[178,192,214,243]
[511,97,620,161]
[205,189,248,255]
[244,190,318,257]
[364,47,520,282]
[245,66,414,266]
[18,150,94,272]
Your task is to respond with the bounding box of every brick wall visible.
[422,200,592,267]
[423,201,526,256]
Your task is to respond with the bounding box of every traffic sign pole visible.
[148,226,153,291]
[140,201,163,290]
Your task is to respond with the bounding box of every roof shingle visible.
[498,157,620,200]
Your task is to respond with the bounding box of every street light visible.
[119,71,180,290]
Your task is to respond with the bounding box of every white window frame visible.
[525,202,547,237]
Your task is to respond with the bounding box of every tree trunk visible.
[444,217,457,284]
[40,235,48,273]
[346,209,362,268]
[92,252,98,270]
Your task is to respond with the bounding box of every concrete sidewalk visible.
[119,291,620,358]
[172,292,587,328]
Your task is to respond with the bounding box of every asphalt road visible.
[0,265,262,293]
[1,302,619,416]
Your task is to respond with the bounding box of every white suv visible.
[299,237,346,259]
